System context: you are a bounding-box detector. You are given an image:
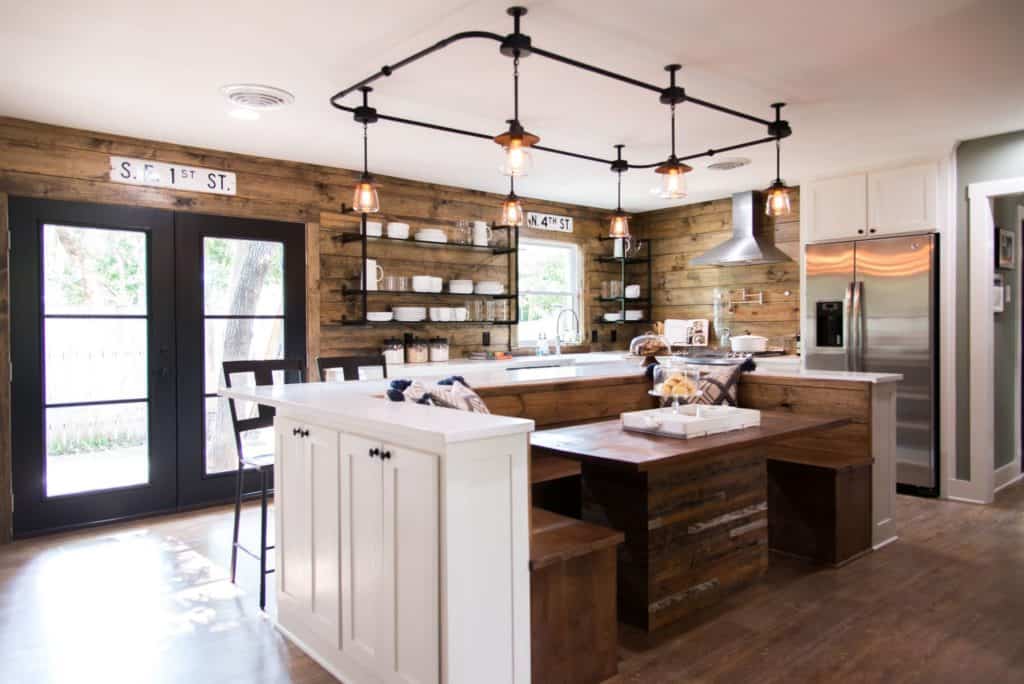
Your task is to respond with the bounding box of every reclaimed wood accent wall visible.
[0,116,649,540]
[632,189,801,348]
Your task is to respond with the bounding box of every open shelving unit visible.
[594,237,655,326]
[331,210,519,331]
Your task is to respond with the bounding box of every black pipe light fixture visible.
[329,7,793,216]
[764,102,792,217]
[500,176,525,226]
[609,145,630,238]
[351,87,380,214]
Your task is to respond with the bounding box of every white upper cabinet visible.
[802,173,868,242]
[867,162,938,235]
[803,162,940,243]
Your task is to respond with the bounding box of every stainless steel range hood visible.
[689,191,792,266]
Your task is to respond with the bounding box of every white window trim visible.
[516,237,583,347]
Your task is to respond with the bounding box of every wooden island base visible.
[531,413,848,633]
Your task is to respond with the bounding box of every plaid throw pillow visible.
[660,363,743,407]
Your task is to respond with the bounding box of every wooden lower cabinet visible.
[276,419,440,684]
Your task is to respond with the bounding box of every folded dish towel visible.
[386,376,490,414]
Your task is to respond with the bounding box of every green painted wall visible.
[992,195,1023,469]
[955,131,1024,480]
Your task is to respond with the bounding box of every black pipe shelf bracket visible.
[328,6,791,171]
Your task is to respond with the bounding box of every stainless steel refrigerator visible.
[804,234,939,496]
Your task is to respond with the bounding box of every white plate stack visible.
[393,306,427,322]
[449,280,474,294]
[475,281,504,295]
[415,228,447,243]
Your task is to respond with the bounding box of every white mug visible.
[364,259,383,291]
[472,221,492,247]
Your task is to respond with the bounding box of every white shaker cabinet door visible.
[306,424,341,647]
[382,443,440,684]
[340,433,386,671]
[276,418,312,612]
[867,163,938,235]
[803,173,868,242]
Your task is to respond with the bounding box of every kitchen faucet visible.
[554,308,580,355]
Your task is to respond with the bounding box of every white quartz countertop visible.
[218,354,901,449]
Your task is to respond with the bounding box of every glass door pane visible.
[201,237,285,475]
[42,225,150,497]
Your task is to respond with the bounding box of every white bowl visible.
[386,222,410,239]
[449,279,474,294]
[367,311,393,322]
[604,312,623,322]
[393,306,426,322]
[429,307,452,322]
[453,307,468,321]
[415,229,447,243]
[475,281,504,294]
[430,277,443,293]
[364,220,383,237]
[411,275,433,292]
[625,309,644,321]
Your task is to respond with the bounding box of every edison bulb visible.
[765,185,791,217]
[609,212,630,238]
[352,178,380,214]
[658,167,687,199]
[500,195,524,226]
[500,138,533,177]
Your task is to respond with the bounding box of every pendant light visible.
[655,101,692,199]
[351,87,380,214]
[494,53,539,176]
[609,144,630,238]
[500,176,524,226]
[765,102,792,218]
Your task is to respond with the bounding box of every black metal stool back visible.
[316,354,387,382]
[221,358,305,611]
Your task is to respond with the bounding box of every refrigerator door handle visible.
[852,280,864,372]
[843,282,854,371]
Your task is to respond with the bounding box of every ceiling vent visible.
[221,84,295,110]
[706,157,751,172]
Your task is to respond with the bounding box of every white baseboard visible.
[873,535,899,551]
[946,495,989,505]
[994,467,1024,494]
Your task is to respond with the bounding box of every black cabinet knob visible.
[292,427,301,436]
[382,450,392,460]
[300,428,310,438]
[857,229,865,234]
[369,447,380,458]
[869,228,877,234]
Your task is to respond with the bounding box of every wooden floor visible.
[2,485,1023,683]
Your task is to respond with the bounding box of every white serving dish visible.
[625,309,644,321]
[475,281,504,295]
[415,228,447,243]
[604,312,623,322]
[412,275,432,293]
[366,311,394,322]
[429,307,452,322]
[393,306,426,322]
[621,405,761,439]
[386,222,410,239]
[449,279,474,294]
[731,334,768,353]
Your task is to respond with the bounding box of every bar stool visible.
[316,353,388,382]
[222,358,305,610]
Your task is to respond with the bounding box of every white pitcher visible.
[364,258,384,291]
[472,221,492,247]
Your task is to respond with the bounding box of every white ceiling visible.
[1,0,1022,210]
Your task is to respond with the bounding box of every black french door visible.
[9,199,305,536]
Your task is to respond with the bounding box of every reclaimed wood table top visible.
[530,411,849,472]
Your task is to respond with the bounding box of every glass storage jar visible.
[382,337,404,366]
[428,337,450,362]
[405,337,429,364]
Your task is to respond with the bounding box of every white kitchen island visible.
[220,380,534,684]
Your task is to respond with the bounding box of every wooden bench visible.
[531,451,582,519]
[766,450,873,566]
[530,508,623,684]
